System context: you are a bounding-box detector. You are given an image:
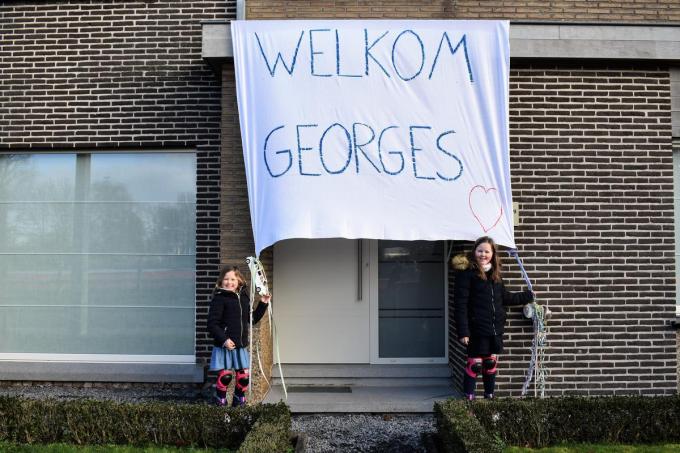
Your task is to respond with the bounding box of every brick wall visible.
[5,0,676,398]
[450,65,676,397]
[501,64,675,396]
[0,0,235,363]
[246,0,680,22]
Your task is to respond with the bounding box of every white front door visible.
[273,238,370,363]
[273,238,447,364]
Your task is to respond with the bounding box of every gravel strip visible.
[292,413,435,453]
[0,383,210,404]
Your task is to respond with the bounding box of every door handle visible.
[357,239,362,301]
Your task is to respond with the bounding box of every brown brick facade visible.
[450,64,676,397]
[246,0,680,22]
[511,64,675,396]
[1,0,677,399]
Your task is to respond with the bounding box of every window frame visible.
[0,150,198,366]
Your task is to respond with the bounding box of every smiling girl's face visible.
[221,271,240,292]
[474,241,493,268]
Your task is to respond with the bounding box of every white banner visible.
[232,20,513,255]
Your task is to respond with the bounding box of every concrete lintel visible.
[201,22,680,68]
[202,20,233,72]
[511,38,678,60]
[511,24,680,60]
[0,361,205,383]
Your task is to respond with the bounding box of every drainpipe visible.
[236,0,245,20]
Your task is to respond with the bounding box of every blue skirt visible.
[209,346,250,371]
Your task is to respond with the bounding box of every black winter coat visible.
[207,287,268,348]
[454,268,533,339]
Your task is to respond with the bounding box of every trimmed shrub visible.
[435,396,680,452]
[238,402,292,453]
[0,396,291,450]
[473,396,680,448]
[434,399,504,453]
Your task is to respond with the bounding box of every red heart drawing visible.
[468,185,503,233]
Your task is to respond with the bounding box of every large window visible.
[0,153,196,361]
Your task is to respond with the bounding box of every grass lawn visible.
[506,444,680,453]
[0,443,235,453]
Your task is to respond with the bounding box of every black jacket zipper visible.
[238,288,244,345]
[490,282,498,336]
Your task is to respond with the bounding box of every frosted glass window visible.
[378,240,446,358]
[0,153,196,356]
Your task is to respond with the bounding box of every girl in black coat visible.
[453,236,533,399]
[207,265,270,407]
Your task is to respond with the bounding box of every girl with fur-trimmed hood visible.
[453,236,533,399]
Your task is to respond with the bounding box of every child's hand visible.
[460,337,469,345]
[260,294,271,304]
[224,339,236,350]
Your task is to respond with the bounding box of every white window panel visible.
[0,153,197,360]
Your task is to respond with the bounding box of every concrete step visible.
[271,376,452,387]
[265,364,457,413]
[272,363,451,380]
[264,384,461,413]
[270,364,452,388]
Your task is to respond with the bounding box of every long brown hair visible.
[467,236,502,282]
[213,265,246,295]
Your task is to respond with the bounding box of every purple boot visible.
[231,394,246,407]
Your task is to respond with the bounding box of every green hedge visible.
[435,396,680,453]
[474,397,680,448]
[0,396,291,451]
[237,402,292,453]
[434,400,504,453]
